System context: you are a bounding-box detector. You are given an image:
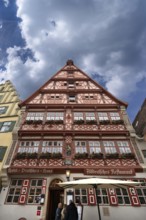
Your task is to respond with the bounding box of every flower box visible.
[86,120,97,125]
[74,152,88,159]
[105,153,119,159]
[55,120,64,124]
[100,120,110,125]
[15,152,27,159]
[111,120,124,125]
[26,152,38,159]
[39,152,52,159]
[74,120,85,125]
[26,120,33,124]
[120,153,135,159]
[51,152,62,158]
[89,152,103,159]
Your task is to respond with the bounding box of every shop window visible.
[0,146,7,161]
[0,121,15,132]
[116,188,131,205]
[96,188,109,204]
[74,189,88,204]
[27,179,43,204]
[6,179,23,204]
[136,179,146,205]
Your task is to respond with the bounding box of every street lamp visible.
[66,170,70,181]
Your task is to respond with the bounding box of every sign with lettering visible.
[84,168,135,176]
[7,168,54,174]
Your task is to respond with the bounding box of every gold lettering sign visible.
[84,168,135,176]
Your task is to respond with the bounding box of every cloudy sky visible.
[0,0,146,121]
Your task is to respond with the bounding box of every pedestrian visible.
[76,200,83,220]
[55,202,63,220]
[65,200,78,220]
[61,204,67,220]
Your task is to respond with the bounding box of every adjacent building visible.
[0,80,21,189]
[0,61,146,220]
[133,98,146,171]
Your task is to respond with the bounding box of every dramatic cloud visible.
[0,0,146,119]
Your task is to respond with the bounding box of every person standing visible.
[55,202,63,220]
[61,204,67,220]
[76,200,83,220]
[64,200,78,220]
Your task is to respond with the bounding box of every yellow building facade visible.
[0,80,21,189]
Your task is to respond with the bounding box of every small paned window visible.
[18,141,39,153]
[103,141,116,154]
[117,141,131,154]
[0,106,8,114]
[26,112,44,121]
[142,150,146,158]
[89,141,101,153]
[47,112,63,121]
[68,81,74,88]
[74,112,83,120]
[136,179,146,205]
[75,141,87,153]
[85,112,95,121]
[42,141,63,153]
[0,146,7,161]
[96,188,109,204]
[27,179,43,204]
[110,112,120,120]
[0,121,15,132]
[98,113,108,121]
[69,95,76,102]
[6,179,23,204]
[116,188,131,205]
[74,189,88,204]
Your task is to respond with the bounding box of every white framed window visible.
[74,189,88,204]
[26,112,44,121]
[85,113,95,121]
[117,141,131,154]
[0,106,8,114]
[103,141,116,153]
[27,179,43,204]
[110,112,120,120]
[68,81,74,88]
[69,95,76,102]
[47,112,63,121]
[75,141,87,153]
[89,141,101,153]
[42,141,63,153]
[116,188,131,205]
[74,112,83,120]
[18,141,39,153]
[6,179,23,204]
[96,188,109,204]
[98,113,108,121]
[0,121,15,132]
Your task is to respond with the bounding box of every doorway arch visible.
[47,179,64,220]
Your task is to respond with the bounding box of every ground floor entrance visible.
[47,179,64,220]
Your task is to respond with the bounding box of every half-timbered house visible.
[0,60,146,220]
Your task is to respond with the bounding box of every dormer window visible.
[69,95,76,102]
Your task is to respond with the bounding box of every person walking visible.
[64,200,78,220]
[55,202,63,220]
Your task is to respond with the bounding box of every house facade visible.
[0,80,21,190]
[0,61,146,220]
